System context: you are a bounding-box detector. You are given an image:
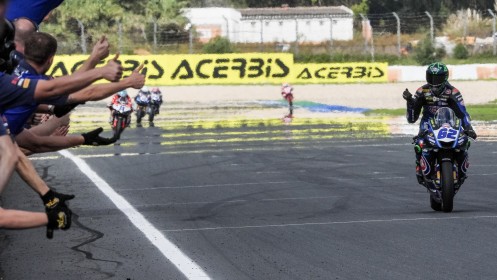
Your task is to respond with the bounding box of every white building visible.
[183,6,354,44]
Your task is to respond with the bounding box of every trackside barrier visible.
[388,64,497,82]
[48,54,388,85]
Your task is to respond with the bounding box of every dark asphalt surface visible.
[1,123,497,280]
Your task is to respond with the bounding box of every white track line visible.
[59,150,210,280]
[118,181,290,192]
[161,215,497,233]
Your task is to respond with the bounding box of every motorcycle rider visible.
[148,87,163,127]
[281,83,294,118]
[108,90,133,127]
[134,86,150,127]
[403,62,477,187]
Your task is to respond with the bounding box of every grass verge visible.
[364,101,497,121]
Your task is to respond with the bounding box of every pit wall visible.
[47,53,497,85]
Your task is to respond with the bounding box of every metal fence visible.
[42,10,497,59]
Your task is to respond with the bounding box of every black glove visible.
[41,189,75,211]
[46,205,72,239]
[402,88,413,101]
[53,104,79,118]
[82,127,117,146]
[465,129,477,140]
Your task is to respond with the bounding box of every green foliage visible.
[414,37,447,65]
[453,43,469,59]
[202,37,235,54]
[351,0,369,15]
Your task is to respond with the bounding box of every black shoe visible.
[137,123,142,128]
[149,122,155,127]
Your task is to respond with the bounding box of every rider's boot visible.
[415,159,424,185]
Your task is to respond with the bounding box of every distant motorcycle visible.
[415,107,473,212]
[135,105,147,126]
[147,92,162,126]
[111,103,132,139]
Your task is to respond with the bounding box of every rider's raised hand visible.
[125,64,146,89]
[91,35,110,61]
[101,54,123,82]
[402,88,413,101]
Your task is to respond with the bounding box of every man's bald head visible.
[14,18,37,54]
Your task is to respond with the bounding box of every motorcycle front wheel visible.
[441,161,455,212]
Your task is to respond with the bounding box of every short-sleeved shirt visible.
[6,0,64,25]
[3,60,67,135]
[0,72,38,113]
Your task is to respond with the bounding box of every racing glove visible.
[402,88,413,102]
[53,104,80,118]
[46,205,72,239]
[82,127,117,146]
[465,129,477,140]
[41,189,75,211]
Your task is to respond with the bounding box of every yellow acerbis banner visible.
[293,62,388,84]
[48,53,294,86]
[48,54,388,85]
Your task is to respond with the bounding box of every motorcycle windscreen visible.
[433,107,457,129]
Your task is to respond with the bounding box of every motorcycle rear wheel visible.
[441,161,455,212]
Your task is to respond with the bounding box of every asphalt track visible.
[1,121,497,280]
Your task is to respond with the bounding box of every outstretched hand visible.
[91,35,110,61]
[125,64,146,89]
[82,127,117,146]
[102,53,123,82]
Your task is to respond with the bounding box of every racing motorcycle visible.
[147,93,162,126]
[134,94,150,127]
[111,102,132,139]
[415,107,473,212]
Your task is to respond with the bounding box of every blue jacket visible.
[3,60,67,135]
[406,83,472,130]
[7,0,64,25]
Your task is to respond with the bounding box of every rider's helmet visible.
[140,86,150,94]
[151,87,161,94]
[118,90,128,98]
[426,62,449,96]
[281,83,293,94]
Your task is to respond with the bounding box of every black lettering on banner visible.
[171,60,194,79]
[353,66,367,79]
[328,67,340,79]
[315,67,327,79]
[231,58,247,78]
[297,68,312,80]
[149,60,165,80]
[272,59,290,78]
[48,62,69,76]
[196,59,212,79]
[71,60,86,73]
[372,67,385,78]
[341,67,353,78]
[265,58,272,78]
[124,60,140,73]
[248,58,264,78]
[213,59,229,79]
